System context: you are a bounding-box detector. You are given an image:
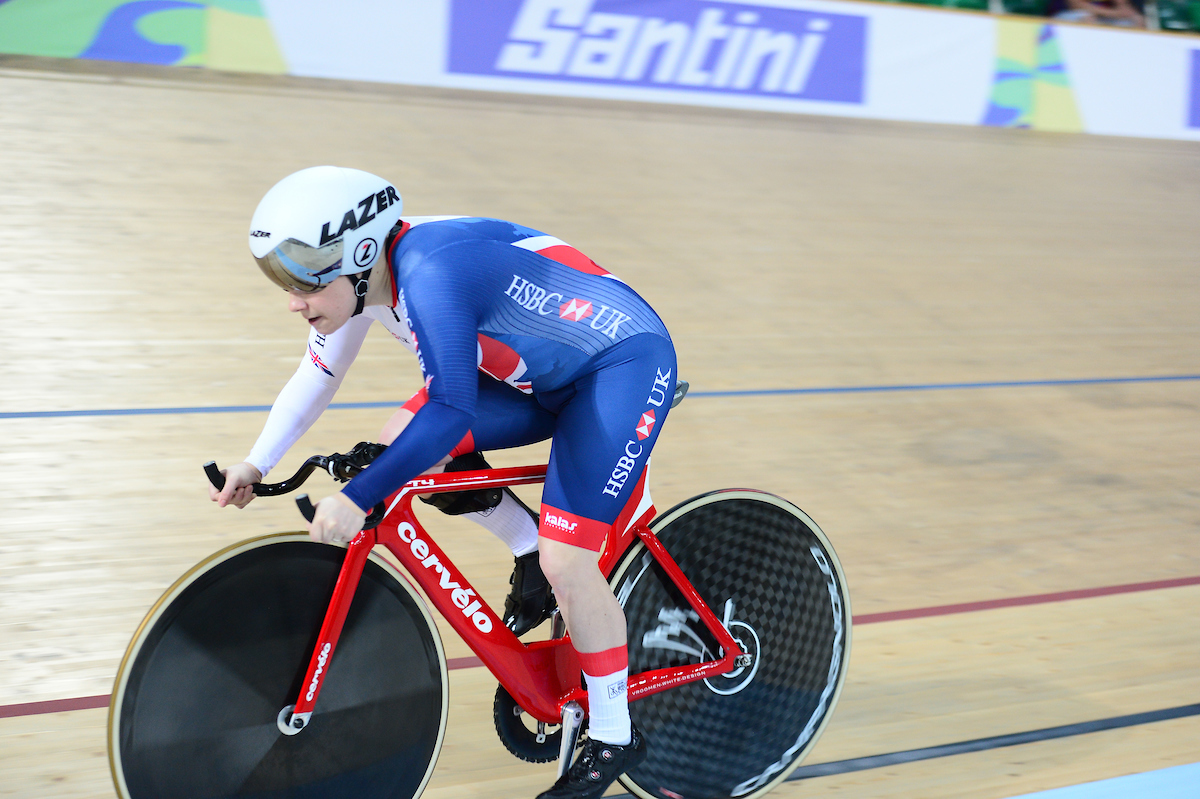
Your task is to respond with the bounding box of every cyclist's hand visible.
[210,462,262,509]
[309,493,367,544]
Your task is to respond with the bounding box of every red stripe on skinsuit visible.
[536,244,611,277]
[539,505,611,551]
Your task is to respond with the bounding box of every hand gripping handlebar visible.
[288,493,386,530]
[204,441,388,529]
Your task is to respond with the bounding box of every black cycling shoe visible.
[536,727,647,799]
[503,551,556,636]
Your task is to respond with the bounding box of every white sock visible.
[584,667,631,745]
[467,490,539,556]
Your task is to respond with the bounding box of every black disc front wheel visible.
[611,490,852,799]
[108,533,448,799]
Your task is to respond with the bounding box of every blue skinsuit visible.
[340,218,676,538]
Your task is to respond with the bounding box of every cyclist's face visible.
[288,276,355,335]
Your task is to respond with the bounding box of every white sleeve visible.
[245,314,374,476]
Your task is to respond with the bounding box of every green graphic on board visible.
[982,19,1082,132]
[0,0,286,73]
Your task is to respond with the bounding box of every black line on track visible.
[605,703,1200,797]
[786,703,1200,781]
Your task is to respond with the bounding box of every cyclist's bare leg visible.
[381,409,451,506]
[538,535,633,751]
[379,407,452,465]
[378,407,414,447]
[536,537,626,651]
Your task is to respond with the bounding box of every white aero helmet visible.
[249,166,403,293]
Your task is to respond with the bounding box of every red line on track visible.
[448,655,483,670]
[0,694,109,719]
[852,575,1200,625]
[4,574,1197,721]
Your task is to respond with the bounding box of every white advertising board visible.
[259,0,1200,140]
[3,0,1196,140]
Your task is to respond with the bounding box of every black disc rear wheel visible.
[108,533,448,799]
[611,490,851,799]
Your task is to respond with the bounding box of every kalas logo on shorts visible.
[545,512,579,534]
[449,0,865,104]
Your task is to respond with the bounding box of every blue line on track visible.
[0,401,394,420]
[690,373,1200,399]
[2,374,1198,421]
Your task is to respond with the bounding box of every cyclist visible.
[211,166,677,799]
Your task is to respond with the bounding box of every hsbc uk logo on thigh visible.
[449,0,866,104]
[603,367,672,498]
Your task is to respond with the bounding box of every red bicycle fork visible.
[277,530,373,735]
[279,467,747,735]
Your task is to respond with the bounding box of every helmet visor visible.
[254,238,343,293]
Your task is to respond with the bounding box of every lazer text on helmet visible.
[319,186,401,246]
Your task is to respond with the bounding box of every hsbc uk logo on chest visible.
[505,274,632,339]
[449,0,865,104]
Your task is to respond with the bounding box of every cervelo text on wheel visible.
[109,448,850,799]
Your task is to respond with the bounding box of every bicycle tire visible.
[108,533,449,799]
[609,490,851,799]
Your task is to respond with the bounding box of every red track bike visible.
[108,421,851,799]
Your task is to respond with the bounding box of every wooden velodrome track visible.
[1,54,1197,798]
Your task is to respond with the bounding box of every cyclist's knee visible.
[536,537,601,594]
[385,408,453,504]
[379,407,415,446]
[380,406,451,478]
